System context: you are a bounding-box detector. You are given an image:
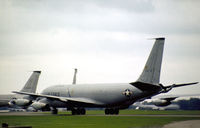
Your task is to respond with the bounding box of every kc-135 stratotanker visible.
[13,38,198,115]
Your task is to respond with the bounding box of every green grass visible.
[119,110,200,115]
[0,110,200,128]
[0,115,199,128]
[56,109,200,115]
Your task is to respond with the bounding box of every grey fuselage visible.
[41,83,160,109]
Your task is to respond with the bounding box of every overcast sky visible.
[0,0,199,95]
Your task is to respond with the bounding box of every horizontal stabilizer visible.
[165,82,199,88]
[160,82,199,93]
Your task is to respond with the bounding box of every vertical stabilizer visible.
[137,38,165,85]
[72,68,77,84]
[20,71,41,93]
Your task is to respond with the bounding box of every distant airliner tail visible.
[20,71,41,93]
[137,38,165,85]
[72,68,77,84]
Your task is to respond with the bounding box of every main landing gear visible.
[71,108,86,115]
[105,108,119,115]
[51,108,58,114]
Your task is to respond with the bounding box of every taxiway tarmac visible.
[163,120,200,128]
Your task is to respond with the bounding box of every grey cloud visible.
[1,0,200,36]
[0,0,155,34]
[92,0,155,13]
[0,29,149,57]
[8,0,155,13]
[1,0,200,58]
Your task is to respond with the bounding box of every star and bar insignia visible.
[122,89,133,97]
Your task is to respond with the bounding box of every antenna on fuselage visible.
[72,68,78,84]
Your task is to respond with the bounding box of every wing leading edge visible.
[12,91,103,105]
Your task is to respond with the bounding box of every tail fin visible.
[137,38,165,85]
[72,68,77,84]
[20,71,41,93]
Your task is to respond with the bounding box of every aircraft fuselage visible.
[41,83,160,109]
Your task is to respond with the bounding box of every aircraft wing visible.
[12,91,103,105]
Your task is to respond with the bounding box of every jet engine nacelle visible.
[9,99,32,106]
[31,102,47,110]
[151,99,171,107]
[31,98,50,111]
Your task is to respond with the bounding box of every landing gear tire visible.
[80,108,86,115]
[114,109,119,115]
[72,109,76,115]
[105,108,119,115]
[110,109,114,114]
[71,108,86,115]
[105,109,109,115]
[51,108,58,114]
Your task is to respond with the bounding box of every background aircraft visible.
[0,71,41,109]
[133,102,180,110]
[72,68,77,85]
[142,93,200,107]
[13,38,198,115]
